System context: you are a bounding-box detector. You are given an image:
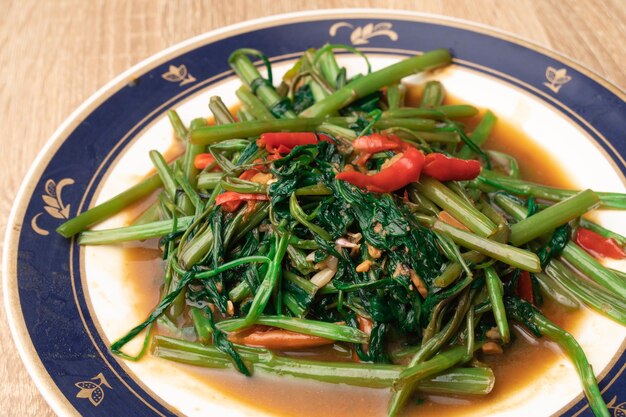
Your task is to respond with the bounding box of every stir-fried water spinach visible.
[57,46,626,417]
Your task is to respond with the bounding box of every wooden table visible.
[1,1,624,415]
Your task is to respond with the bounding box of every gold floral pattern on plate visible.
[161,64,196,86]
[544,66,572,93]
[30,178,74,236]
[329,22,398,45]
[75,373,112,407]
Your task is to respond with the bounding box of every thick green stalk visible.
[189,114,450,145]
[148,150,177,200]
[433,251,484,288]
[283,270,317,295]
[545,259,626,324]
[209,96,236,124]
[190,118,325,144]
[457,110,497,159]
[477,170,626,209]
[416,177,497,237]
[416,367,494,395]
[373,117,437,131]
[229,51,296,119]
[228,280,251,302]
[300,49,451,117]
[561,242,626,300]
[509,189,599,246]
[191,307,213,343]
[484,266,510,343]
[383,105,479,119]
[393,345,468,390]
[180,226,213,268]
[175,172,202,210]
[153,336,494,393]
[286,245,315,275]
[432,220,541,272]
[197,172,222,190]
[78,216,193,245]
[220,178,266,194]
[386,82,404,110]
[167,109,187,141]
[235,233,290,330]
[236,86,275,121]
[315,46,342,85]
[217,315,367,343]
[56,174,163,237]
[324,115,436,132]
[420,80,445,107]
[494,193,626,310]
[534,271,580,310]
[317,122,357,141]
[492,193,527,219]
[487,150,521,178]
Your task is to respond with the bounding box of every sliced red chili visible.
[194,153,219,171]
[215,191,269,213]
[352,134,412,166]
[336,147,425,193]
[423,153,482,181]
[575,227,626,260]
[257,132,331,154]
[517,270,534,304]
[352,133,403,153]
[239,169,260,181]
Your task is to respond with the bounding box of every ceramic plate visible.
[4,9,626,417]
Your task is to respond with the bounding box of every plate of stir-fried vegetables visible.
[4,10,626,417]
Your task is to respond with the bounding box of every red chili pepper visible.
[352,134,413,166]
[215,192,269,213]
[352,133,403,153]
[194,153,218,170]
[257,132,331,154]
[574,227,626,260]
[239,169,260,181]
[336,147,426,193]
[517,270,534,304]
[422,153,482,181]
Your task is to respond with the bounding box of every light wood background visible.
[1,0,624,415]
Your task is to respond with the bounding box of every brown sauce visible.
[121,95,585,416]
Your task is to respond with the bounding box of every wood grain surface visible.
[0,0,624,415]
